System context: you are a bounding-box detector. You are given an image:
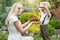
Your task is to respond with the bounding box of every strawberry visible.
[30,17,40,22]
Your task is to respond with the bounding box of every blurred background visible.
[0,0,60,40]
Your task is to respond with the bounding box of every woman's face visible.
[17,4,24,15]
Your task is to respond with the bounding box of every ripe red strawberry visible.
[30,17,40,22]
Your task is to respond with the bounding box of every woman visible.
[5,2,33,40]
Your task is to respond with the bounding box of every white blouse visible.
[7,16,33,40]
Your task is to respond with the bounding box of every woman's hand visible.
[30,17,40,22]
[31,21,40,24]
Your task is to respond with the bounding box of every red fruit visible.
[30,17,40,22]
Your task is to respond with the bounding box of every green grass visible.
[0,32,60,40]
[0,32,8,40]
[34,36,60,40]
[34,36,43,40]
[50,37,60,40]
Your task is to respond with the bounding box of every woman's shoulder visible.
[9,16,18,22]
[10,16,17,19]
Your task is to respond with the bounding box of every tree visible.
[0,0,15,25]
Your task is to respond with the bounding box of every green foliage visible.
[20,12,36,24]
[48,24,55,36]
[6,7,11,13]
[0,22,2,28]
[0,0,6,15]
[34,36,42,40]
[0,32,8,40]
[0,7,10,25]
[47,0,60,9]
[0,0,14,25]
[29,24,40,34]
[49,18,60,29]
[0,13,7,21]
[20,12,40,34]
[0,32,60,40]
[34,36,60,40]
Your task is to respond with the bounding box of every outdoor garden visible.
[0,0,60,40]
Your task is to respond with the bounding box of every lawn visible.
[34,36,60,40]
[0,32,60,40]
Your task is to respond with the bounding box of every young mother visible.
[5,2,33,40]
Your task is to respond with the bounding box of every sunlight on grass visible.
[0,32,60,40]
[34,36,60,40]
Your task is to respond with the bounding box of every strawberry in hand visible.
[30,17,40,24]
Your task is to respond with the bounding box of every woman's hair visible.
[5,2,23,26]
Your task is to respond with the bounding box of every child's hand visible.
[31,21,40,24]
[30,17,40,22]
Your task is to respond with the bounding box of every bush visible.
[49,18,60,29]
[0,22,2,28]
[29,24,40,34]
[20,12,36,24]
[48,24,55,36]
[20,12,40,34]
[0,32,8,40]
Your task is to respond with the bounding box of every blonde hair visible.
[5,2,23,26]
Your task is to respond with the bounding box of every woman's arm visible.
[14,21,32,34]
[21,21,30,28]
